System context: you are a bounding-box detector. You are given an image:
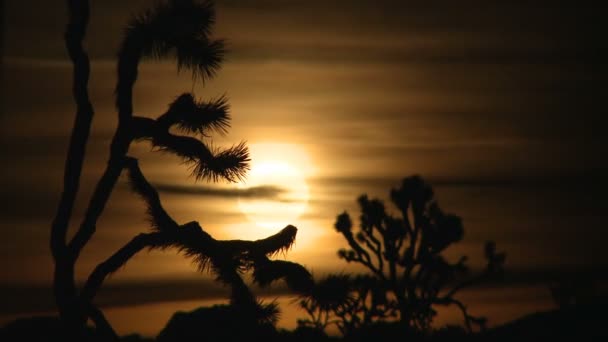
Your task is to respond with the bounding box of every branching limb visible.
[252,259,313,294]
[157,93,230,136]
[359,231,384,275]
[124,157,178,231]
[81,232,166,302]
[433,297,486,332]
[68,155,128,256]
[218,225,298,258]
[339,248,384,280]
[52,0,94,259]
[444,243,505,299]
[132,116,249,182]
[77,152,302,334]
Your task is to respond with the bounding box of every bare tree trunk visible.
[50,1,268,338]
[51,0,93,337]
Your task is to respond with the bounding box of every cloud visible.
[153,183,286,199]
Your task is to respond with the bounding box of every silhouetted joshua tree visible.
[52,0,311,339]
[300,176,505,335]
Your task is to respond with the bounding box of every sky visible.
[1,0,607,334]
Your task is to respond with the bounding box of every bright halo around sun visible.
[238,143,311,230]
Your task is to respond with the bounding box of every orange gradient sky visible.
[1,0,607,335]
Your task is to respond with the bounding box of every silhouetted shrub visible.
[157,304,278,341]
[301,176,505,335]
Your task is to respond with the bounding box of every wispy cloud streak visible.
[153,183,285,199]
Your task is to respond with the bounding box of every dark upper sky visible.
[3,0,606,170]
[0,0,607,293]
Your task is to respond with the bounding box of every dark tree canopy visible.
[300,175,505,335]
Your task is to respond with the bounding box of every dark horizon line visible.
[2,265,607,316]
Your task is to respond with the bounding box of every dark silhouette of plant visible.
[301,175,505,335]
[51,0,311,339]
[119,158,313,340]
[298,274,354,332]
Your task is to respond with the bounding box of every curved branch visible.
[79,156,304,330]
[124,157,178,231]
[360,231,383,275]
[341,231,373,268]
[219,225,297,258]
[80,223,301,304]
[157,93,230,135]
[81,232,165,302]
[433,297,486,332]
[132,116,249,182]
[252,259,314,294]
[68,154,128,256]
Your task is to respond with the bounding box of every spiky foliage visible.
[119,1,248,185]
[122,160,296,270]
[158,93,231,136]
[299,274,400,335]
[78,157,312,337]
[157,301,281,341]
[121,0,224,82]
[53,0,267,338]
[308,275,354,312]
[165,224,300,279]
[114,0,248,184]
[122,159,310,299]
[253,260,314,294]
[304,176,506,335]
[131,114,250,183]
[189,141,249,182]
[125,157,178,231]
[241,225,298,257]
[153,134,249,182]
[115,0,225,125]
[257,301,281,326]
[298,274,355,332]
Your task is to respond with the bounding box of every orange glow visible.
[238,143,312,231]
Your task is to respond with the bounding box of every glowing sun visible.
[238,143,311,230]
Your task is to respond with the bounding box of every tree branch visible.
[86,303,119,341]
[132,116,249,182]
[81,232,165,302]
[362,229,384,275]
[341,231,373,268]
[52,0,93,260]
[68,155,128,256]
[79,155,302,303]
[124,157,179,232]
[433,297,486,332]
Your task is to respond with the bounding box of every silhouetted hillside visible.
[477,297,608,340]
[2,300,608,342]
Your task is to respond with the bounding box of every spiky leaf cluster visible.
[123,159,311,295]
[123,0,224,81]
[131,99,250,183]
[158,93,230,136]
